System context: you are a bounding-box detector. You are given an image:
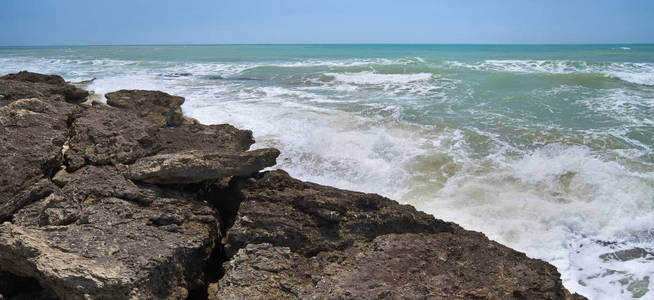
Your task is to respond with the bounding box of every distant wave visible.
[325,71,432,85]
[447,59,654,86]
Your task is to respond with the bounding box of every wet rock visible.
[600,247,652,262]
[128,149,280,184]
[65,105,161,171]
[0,71,89,103]
[105,89,185,127]
[0,165,220,299]
[0,98,80,212]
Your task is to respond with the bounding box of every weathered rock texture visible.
[105,90,185,127]
[0,71,89,104]
[214,170,582,299]
[0,72,586,300]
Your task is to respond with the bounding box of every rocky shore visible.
[0,71,586,299]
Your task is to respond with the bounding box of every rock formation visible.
[0,71,586,299]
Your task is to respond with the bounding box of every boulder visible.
[0,165,220,299]
[0,71,89,104]
[128,149,280,184]
[105,90,185,127]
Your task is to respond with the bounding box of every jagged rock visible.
[0,71,89,104]
[158,123,254,154]
[224,170,452,256]
[105,90,185,127]
[0,165,220,299]
[0,98,80,212]
[65,105,161,171]
[128,149,280,184]
[216,170,584,299]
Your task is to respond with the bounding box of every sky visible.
[0,0,653,46]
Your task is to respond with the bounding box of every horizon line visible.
[1,42,653,48]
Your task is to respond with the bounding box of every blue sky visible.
[1,0,652,45]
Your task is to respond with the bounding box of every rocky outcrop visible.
[214,170,578,299]
[223,170,452,257]
[0,72,586,300]
[105,90,185,127]
[0,71,89,104]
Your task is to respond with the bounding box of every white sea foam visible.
[418,143,654,299]
[447,60,654,86]
[326,71,433,85]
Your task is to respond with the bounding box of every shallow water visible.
[1,44,653,299]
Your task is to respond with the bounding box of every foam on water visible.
[447,59,654,86]
[327,71,433,85]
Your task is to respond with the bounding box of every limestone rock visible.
[216,170,584,299]
[128,149,280,184]
[105,90,185,127]
[0,165,220,299]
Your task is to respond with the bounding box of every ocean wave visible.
[446,60,654,86]
[325,71,433,85]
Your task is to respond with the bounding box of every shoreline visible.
[0,71,586,299]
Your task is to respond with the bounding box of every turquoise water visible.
[1,44,653,299]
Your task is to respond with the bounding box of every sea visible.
[1,44,653,299]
